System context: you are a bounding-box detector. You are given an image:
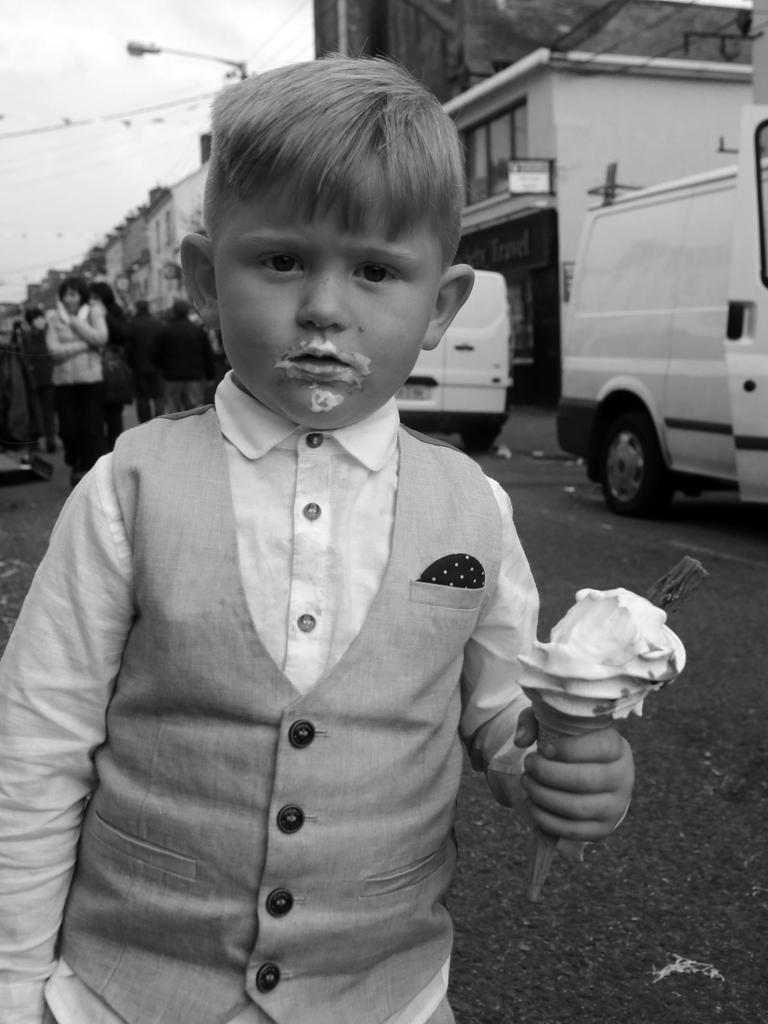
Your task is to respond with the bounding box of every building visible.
[314,0,755,102]
[445,48,751,402]
[144,156,209,314]
[316,0,756,402]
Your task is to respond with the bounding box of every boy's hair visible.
[204,56,466,264]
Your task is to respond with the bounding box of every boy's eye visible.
[360,264,391,283]
[265,254,299,272]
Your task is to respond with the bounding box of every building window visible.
[165,210,172,246]
[464,102,529,204]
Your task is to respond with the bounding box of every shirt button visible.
[277,804,305,833]
[266,888,294,916]
[297,613,316,632]
[303,502,321,520]
[306,432,324,448]
[255,962,280,992]
[289,720,315,748]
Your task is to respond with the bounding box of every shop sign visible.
[457,210,553,273]
[508,158,553,195]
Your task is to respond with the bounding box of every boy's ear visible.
[180,234,219,329]
[421,263,475,351]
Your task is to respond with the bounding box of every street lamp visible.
[126,41,247,80]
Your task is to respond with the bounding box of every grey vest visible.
[60,409,503,1024]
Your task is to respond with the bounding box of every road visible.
[448,415,768,1024]
[1,407,766,1022]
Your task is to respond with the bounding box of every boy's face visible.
[182,194,473,429]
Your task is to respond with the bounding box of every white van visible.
[397,269,512,451]
[558,105,768,516]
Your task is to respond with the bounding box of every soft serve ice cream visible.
[519,587,686,720]
[518,586,687,902]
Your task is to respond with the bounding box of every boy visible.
[0,57,634,1024]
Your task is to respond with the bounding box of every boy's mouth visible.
[274,338,371,388]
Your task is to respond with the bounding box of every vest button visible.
[303,501,321,520]
[277,804,305,833]
[255,961,280,992]
[306,432,324,448]
[266,887,294,916]
[297,613,316,632]
[289,720,315,748]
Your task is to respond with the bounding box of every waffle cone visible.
[524,692,614,902]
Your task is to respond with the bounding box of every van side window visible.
[756,121,768,287]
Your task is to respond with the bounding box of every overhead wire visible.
[554,1,756,74]
[0,7,315,288]
[0,90,220,143]
[244,0,312,66]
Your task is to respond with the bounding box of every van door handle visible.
[454,344,475,351]
[726,301,746,340]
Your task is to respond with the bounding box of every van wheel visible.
[600,412,672,517]
[461,423,500,453]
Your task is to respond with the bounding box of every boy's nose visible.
[297,274,345,331]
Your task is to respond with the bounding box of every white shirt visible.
[0,373,538,1024]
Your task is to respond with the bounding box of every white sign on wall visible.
[508,159,553,195]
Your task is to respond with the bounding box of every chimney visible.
[200,132,212,164]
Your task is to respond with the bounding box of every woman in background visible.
[45,276,107,487]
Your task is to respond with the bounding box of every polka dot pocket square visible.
[418,553,485,589]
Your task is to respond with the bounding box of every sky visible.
[0,0,315,304]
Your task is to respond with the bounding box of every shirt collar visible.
[215,371,400,471]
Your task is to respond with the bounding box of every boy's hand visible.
[514,706,635,842]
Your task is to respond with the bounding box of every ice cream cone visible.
[517,560,704,903]
[524,693,614,902]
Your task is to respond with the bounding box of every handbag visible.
[102,343,134,406]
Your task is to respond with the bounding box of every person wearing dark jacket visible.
[154,299,215,412]
[23,307,56,452]
[89,281,132,452]
[125,300,164,422]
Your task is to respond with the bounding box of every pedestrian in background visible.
[125,299,164,422]
[23,307,56,453]
[1,319,40,463]
[45,275,108,487]
[154,298,214,412]
[90,281,133,452]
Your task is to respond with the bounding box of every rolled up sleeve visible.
[460,478,539,806]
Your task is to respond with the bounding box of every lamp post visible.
[126,41,247,80]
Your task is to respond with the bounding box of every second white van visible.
[396,269,512,451]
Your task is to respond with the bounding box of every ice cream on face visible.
[519,587,686,720]
[309,387,345,413]
[274,337,372,389]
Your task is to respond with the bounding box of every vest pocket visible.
[408,580,485,610]
[360,843,449,897]
[90,811,198,881]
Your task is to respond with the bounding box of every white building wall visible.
[551,62,751,268]
[103,235,125,290]
[144,165,208,313]
[172,164,207,239]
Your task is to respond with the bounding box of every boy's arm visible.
[459,480,539,814]
[0,459,134,1023]
[460,480,634,839]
